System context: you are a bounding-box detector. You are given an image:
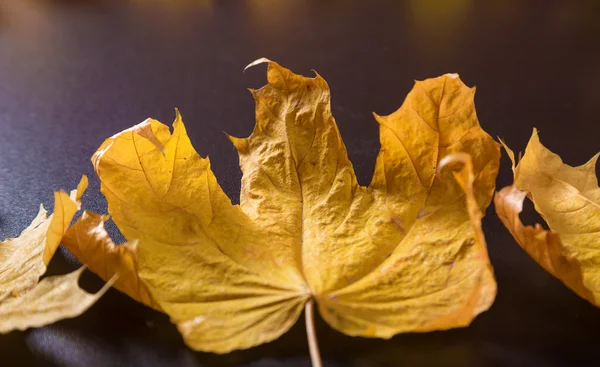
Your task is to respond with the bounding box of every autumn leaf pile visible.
[1,59,598,358]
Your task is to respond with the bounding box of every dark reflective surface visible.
[1,1,600,366]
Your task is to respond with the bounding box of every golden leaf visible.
[81,60,499,353]
[0,176,113,333]
[495,130,600,305]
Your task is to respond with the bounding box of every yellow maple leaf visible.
[0,176,114,333]
[495,130,600,305]
[68,59,500,357]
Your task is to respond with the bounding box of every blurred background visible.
[0,1,599,366]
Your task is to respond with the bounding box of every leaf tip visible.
[74,175,89,203]
[244,57,272,73]
[225,132,248,153]
[372,112,385,126]
[498,137,517,171]
[531,127,541,141]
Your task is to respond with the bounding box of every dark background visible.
[1,0,599,366]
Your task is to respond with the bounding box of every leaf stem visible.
[305,298,323,367]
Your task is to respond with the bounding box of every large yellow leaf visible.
[84,60,499,353]
[495,130,600,305]
[0,176,113,333]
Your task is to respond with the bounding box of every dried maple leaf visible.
[69,60,500,356]
[0,176,114,333]
[495,130,600,305]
